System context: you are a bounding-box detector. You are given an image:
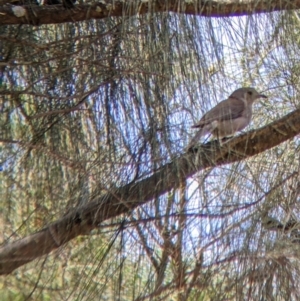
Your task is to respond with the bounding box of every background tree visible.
[1,1,300,300]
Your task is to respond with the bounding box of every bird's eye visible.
[247,91,253,95]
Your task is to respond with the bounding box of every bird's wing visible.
[192,97,246,128]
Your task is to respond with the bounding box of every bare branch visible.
[1,108,300,275]
[0,0,297,25]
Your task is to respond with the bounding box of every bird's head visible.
[230,87,267,104]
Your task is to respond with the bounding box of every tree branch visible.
[1,108,300,275]
[0,0,297,25]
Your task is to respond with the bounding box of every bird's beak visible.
[259,94,267,99]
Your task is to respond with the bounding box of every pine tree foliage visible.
[1,2,300,300]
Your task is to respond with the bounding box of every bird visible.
[187,87,267,150]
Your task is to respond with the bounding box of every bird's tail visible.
[186,126,210,151]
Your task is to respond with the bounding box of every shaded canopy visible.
[1,2,300,300]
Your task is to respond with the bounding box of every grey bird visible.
[187,87,267,150]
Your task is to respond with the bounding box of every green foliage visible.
[1,6,300,301]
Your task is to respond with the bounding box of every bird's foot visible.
[218,136,234,146]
